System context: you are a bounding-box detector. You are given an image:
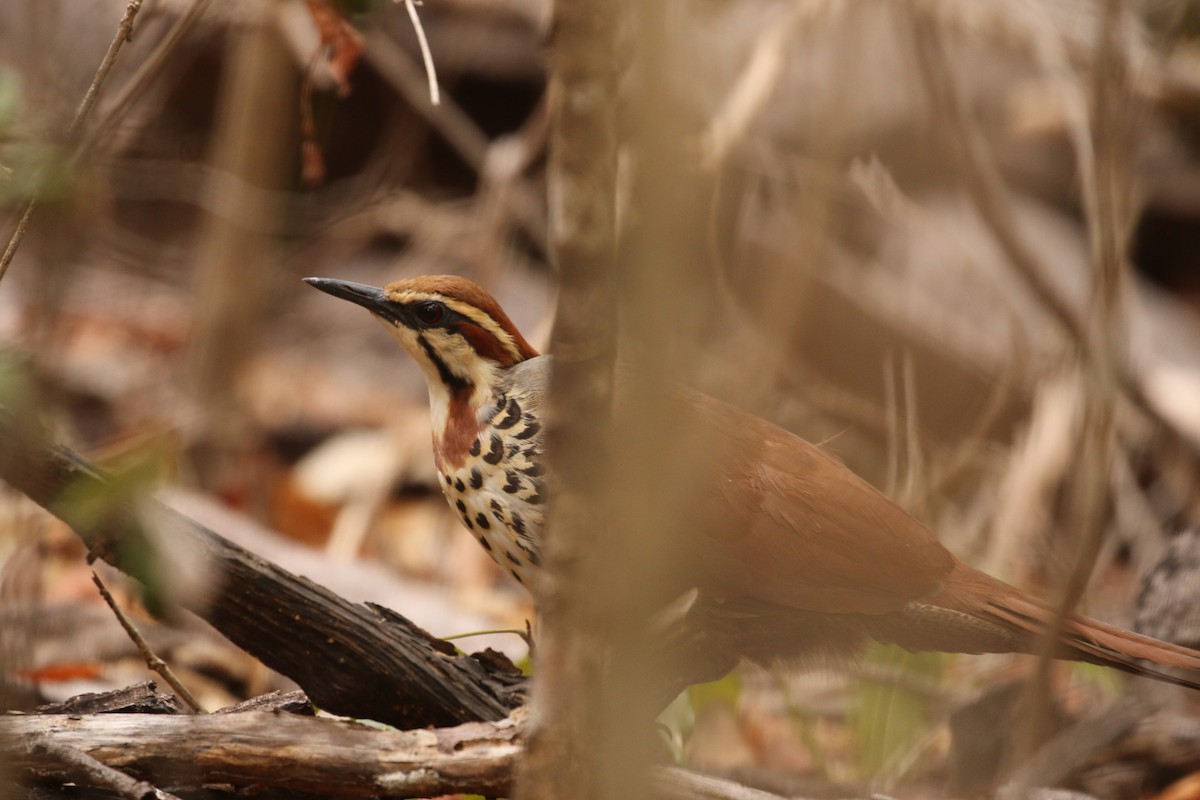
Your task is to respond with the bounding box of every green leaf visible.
[0,67,21,130]
[850,644,946,779]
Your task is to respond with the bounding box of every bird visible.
[305,273,1200,689]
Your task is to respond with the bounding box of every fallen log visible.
[0,407,525,728]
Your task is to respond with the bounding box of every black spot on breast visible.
[455,499,466,513]
[490,499,503,513]
[503,471,522,493]
[470,468,483,489]
[443,474,452,486]
[528,549,541,567]
[511,512,526,535]
[463,515,474,530]
[507,551,522,565]
[469,439,481,457]
[521,462,544,478]
[484,435,504,465]
[480,537,493,551]
[526,490,543,505]
[495,398,522,430]
[515,421,541,440]
[455,478,465,493]
[476,513,490,529]
[511,570,524,584]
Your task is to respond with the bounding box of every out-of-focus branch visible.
[909,13,1083,344]
[0,0,147,284]
[700,0,844,170]
[2,712,809,800]
[3,712,522,798]
[82,0,215,157]
[1013,0,1133,777]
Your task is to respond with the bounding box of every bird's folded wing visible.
[689,394,955,615]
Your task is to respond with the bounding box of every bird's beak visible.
[304,277,399,323]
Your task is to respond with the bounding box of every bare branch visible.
[90,571,205,714]
[0,0,146,284]
[3,712,522,798]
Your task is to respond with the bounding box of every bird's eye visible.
[413,302,446,326]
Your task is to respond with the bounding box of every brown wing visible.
[687,393,955,615]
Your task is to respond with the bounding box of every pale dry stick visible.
[884,351,900,497]
[901,351,924,512]
[91,571,205,713]
[361,25,548,253]
[878,350,926,511]
[700,0,846,170]
[364,24,486,164]
[0,0,146,284]
[396,0,441,106]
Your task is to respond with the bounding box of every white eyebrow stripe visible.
[390,290,522,363]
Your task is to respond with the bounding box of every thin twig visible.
[91,571,205,713]
[0,0,146,285]
[0,204,36,285]
[83,0,215,156]
[398,0,441,106]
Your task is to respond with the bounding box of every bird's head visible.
[305,276,539,402]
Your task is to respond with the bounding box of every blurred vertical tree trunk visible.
[515,0,622,795]
[185,0,295,493]
[519,1,711,797]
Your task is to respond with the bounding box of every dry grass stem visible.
[700,0,844,170]
[398,0,441,106]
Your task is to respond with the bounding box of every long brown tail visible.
[876,562,1200,690]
